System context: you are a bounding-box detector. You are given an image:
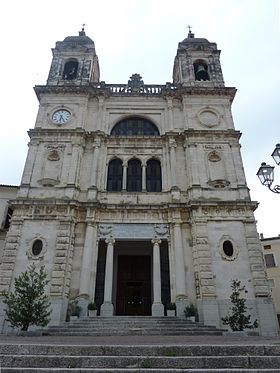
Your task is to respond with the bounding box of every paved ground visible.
[0,334,280,346]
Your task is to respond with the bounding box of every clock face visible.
[52,109,71,124]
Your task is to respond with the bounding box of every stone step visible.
[2,344,278,356]
[1,369,280,373]
[1,344,280,372]
[1,354,280,369]
[43,328,222,336]
[44,316,224,336]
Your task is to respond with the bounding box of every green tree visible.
[222,279,258,331]
[3,264,51,331]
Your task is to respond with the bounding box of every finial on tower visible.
[79,23,86,36]
[187,25,194,38]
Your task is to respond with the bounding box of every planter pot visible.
[187,316,195,322]
[167,310,176,317]
[88,309,97,317]
[70,316,78,322]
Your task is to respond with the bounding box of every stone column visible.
[167,98,174,131]
[78,222,96,316]
[173,223,187,316]
[122,164,127,191]
[101,238,115,316]
[97,96,105,131]
[88,140,100,200]
[21,141,38,185]
[152,239,164,316]
[90,142,100,187]
[79,223,95,296]
[68,143,80,185]
[169,139,177,188]
[142,164,146,191]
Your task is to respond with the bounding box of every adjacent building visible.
[261,234,280,329]
[0,29,277,335]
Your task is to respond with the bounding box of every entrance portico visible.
[95,223,173,317]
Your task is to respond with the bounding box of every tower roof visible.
[178,30,217,50]
[56,29,95,50]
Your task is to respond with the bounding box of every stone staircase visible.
[44,316,225,336]
[0,344,280,372]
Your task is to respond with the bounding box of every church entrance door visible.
[116,255,151,316]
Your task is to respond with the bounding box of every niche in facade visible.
[39,149,63,186]
[207,151,230,188]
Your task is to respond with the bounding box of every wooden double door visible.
[116,255,151,316]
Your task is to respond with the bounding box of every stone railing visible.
[94,80,178,96]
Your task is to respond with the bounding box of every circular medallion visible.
[198,109,220,127]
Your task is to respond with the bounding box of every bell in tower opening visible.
[194,60,210,81]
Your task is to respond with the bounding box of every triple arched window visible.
[107,158,162,192]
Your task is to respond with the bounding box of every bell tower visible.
[173,29,224,87]
[47,28,100,86]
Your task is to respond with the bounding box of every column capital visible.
[152,238,162,246]
[105,237,115,245]
[169,138,177,148]
[85,221,95,228]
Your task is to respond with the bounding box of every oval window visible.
[223,240,234,257]
[32,240,43,256]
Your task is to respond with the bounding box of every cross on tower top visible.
[187,25,194,38]
[79,23,86,36]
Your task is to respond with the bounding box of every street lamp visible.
[257,144,280,193]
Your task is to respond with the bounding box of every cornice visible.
[34,84,237,103]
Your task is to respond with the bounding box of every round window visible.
[223,240,234,257]
[32,240,43,256]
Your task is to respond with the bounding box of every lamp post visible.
[257,144,280,193]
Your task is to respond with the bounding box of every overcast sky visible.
[0,0,279,237]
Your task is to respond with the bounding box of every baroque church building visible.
[0,29,277,335]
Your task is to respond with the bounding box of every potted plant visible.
[67,300,81,321]
[166,302,176,317]
[184,303,197,322]
[87,302,97,317]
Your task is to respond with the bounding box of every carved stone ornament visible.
[127,74,144,93]
[197,108,220,127]
[26,235,47,260]
[98,223,169,239]
[98,224,113,237]
[207,179,230,188]
[208,151,221,162]
[218,235,239,261]
[47,149,60,161]
[154,224,169,237]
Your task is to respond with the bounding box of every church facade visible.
[0,29,277,335]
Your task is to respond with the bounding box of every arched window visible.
[111,117,159,136]
[127,159,142,192]
[63,60,78,80]
[194,60,210,81]
[146,159,162,192]
[107,159,123,191]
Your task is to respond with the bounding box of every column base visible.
[152,303,164,316]
[100,302,114,316]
